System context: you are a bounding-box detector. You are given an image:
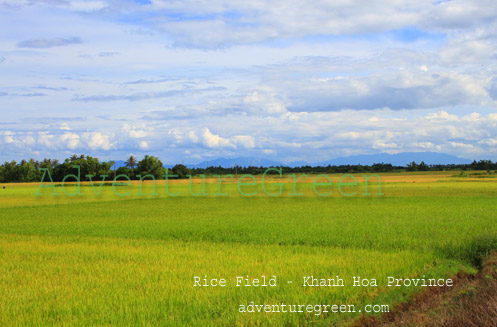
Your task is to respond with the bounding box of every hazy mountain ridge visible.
[111,152,473,169]
[316,152,472,166]
[184,152,471,168]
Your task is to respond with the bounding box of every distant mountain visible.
[191,152,472,168]
[188,157,284,169]
[317,152,472,166]
[286,160,312,168]
[113,152,472,170]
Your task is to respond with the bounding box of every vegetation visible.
[124,155,138,177]
[171,164,191,179]
[0,172,496,326]
[2,154,497,183]
[135,155,166,179]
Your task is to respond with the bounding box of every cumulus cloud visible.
[21,134,36,147]
[17,37,83,48]
[187,130,199,143]
[123,124,148,138]
[83,132,112,150]
[185,129,255,150]
[2,0,497,163]
[425,110,458,121]
[59,132,80,149]
[37,132,55,148]
[2,108,497,162]
[60,123,71,130]
[242,91,287,114]
[201,128,234,149]
[1,131,15,144]
[231,135,255,149]
[6,130,111,153]
[268,66,491,112]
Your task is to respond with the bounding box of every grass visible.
[355,252,497,327]
[0,172,496,326]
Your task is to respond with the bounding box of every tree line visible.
[0,154,165,183]
[0,155,496,183]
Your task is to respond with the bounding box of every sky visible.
[1,0,497,164]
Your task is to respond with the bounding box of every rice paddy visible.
[0,171,496,326]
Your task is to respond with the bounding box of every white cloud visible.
[83,132,112,150]
[20,134,35,147]
[119,0,497,48]
[123,124,148,138]
[201,128,235,149]
[479,138,497,146]
[59,132,80,149]
[462,112,482,122]
[2,0,497,163]
[425,110,458,121]
[2,131,14,143]
[373,141,398,150]
[60,123,71,130]
[448,141,478,151]
[411,142,437,150]
[231,135,255,149]
[242,91,287,114]
[187,130,199,143]
[37,132,55,148]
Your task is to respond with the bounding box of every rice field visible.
[0,171,496,326]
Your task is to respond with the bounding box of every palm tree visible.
[125,155,138,177]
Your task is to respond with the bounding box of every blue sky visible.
[1,0,497,164]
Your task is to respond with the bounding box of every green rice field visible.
[0,172,496,326]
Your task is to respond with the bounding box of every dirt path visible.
[351,253,497,327]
